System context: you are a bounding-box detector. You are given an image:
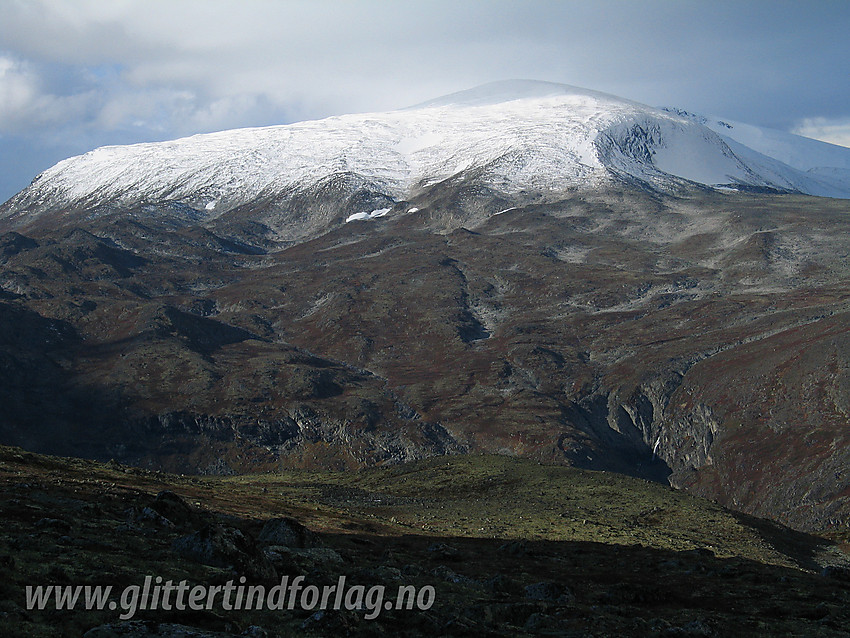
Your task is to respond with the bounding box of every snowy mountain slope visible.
[664,107,850,197]
[664,106,850,172]
[4,81,850,229]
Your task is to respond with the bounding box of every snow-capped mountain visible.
[4,80,850,543]
[3,80,850,228]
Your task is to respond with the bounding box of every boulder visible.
[172,524,275,581]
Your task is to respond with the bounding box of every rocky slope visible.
[1,186,850,538]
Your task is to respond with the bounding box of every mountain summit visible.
[4,80,850,234]
[1,81,850,538]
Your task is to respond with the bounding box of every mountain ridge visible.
[4,80,850,238]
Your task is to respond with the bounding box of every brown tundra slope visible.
[0,184,849,538]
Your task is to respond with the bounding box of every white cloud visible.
[2,0,847,139]
[792,118,850,149]
[0,55,94,132]
[0,55,37,117]
[1,1,471,138]
[95,87,197,132]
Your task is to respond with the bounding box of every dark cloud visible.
[1,0,849,202]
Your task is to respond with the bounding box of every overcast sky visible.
[1,0,849,202]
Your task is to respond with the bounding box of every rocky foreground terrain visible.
[1,445,849,637]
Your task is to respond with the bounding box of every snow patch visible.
[395,133,443,155]
[345,207,391,223]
